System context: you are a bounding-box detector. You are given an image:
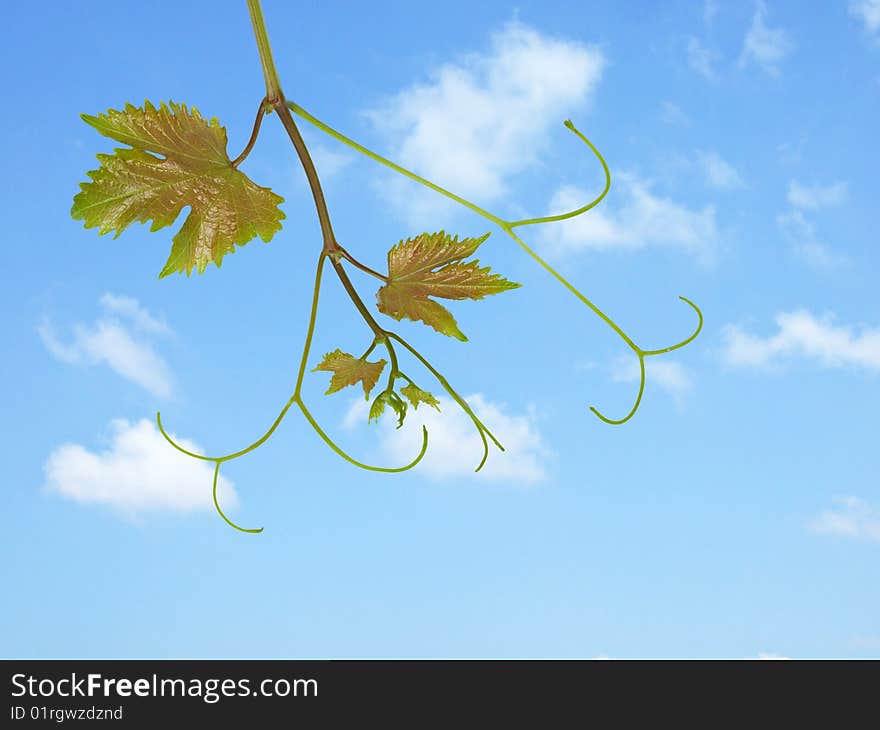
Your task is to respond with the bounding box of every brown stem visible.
[246,2,400,394]
[231,97,268,168]
[271,101,392,345]
[336,244,388,282]
[272,99,337,250]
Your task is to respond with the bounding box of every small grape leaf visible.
[71,101,285,278]
[369,391,407,428]
[375,231,520,341]
[400,383,440,411]
[312,349,387,398]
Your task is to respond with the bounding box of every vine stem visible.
[247,1,493,452]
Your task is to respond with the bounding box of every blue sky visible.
[2,0,879,658]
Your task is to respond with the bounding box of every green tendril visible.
[157,399,296,464]
[589,296,703,424]
[298,400,428,473]
[506,119,611,228]
[212,461,263,534]
[590,355,646,426]
[639,296,704,356]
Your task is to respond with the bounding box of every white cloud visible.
[776,210,847,270]
[687,37,719,80]
[850,0,880,38]
[777,180,848,270]
[366,20,605,224]
[99,293,170,334]
[344,393,549,485]
[739,1,794,76]
[539,174,720,265]
[722,310,880,372]
[610,357,693,405]
[39,294,173,398]
[787,180,848,210]
[44,419,237,515]
[809,497,880,543]
[698,150,744,189]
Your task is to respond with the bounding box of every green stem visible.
[246,0,283,102]
[294,253,327,395]
[287,101,508,228]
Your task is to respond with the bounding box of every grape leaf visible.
[369,391,407,428]
[375,231,520,341]
[71,101,285,277]
[400,383,440,411]
[313,349,387,398]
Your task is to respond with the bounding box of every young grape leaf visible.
[71,101,285,278]
[313,349,387,398]
[375,231,520,341]
[400,383,440,411]
[369,390,407,428]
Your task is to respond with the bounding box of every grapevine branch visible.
[160,0,702,529]
[77,0,704,533]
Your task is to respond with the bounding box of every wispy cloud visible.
[704,0,720,26]
[850,0,880,39]
[98,293,170,334]
[39,294,173,398]
[44,419,237,515]
[777,179,849,270]
[787,180,848,210]
[739,1,794,76]
[698,150,744,190]
[539,173,721,265]
[809,496,880,543]
[660,100,691,127]
[722,310,880,372]
[344,393,550,485]
[776,210,848,270]
[687,37,719,80]
[366,20,605,225]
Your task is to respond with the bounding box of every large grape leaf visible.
[375,231,520,341]
[71,101,285,277]
[313,349,387,398]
